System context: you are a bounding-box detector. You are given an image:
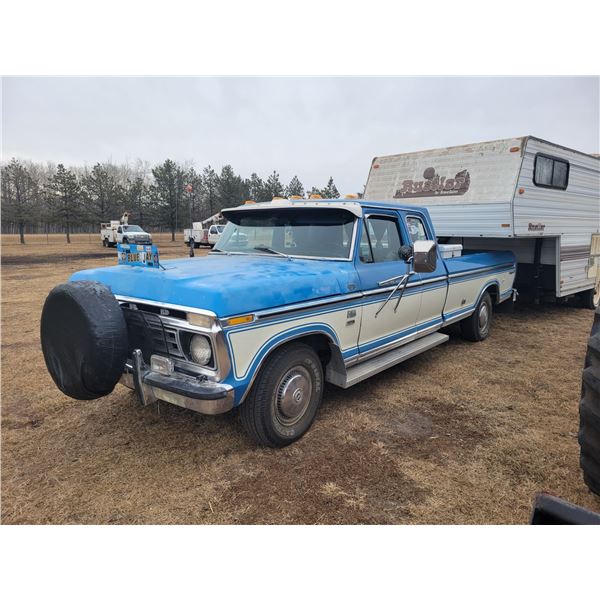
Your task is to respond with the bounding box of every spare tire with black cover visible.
[40,280,129,400]
[579,305,600,495]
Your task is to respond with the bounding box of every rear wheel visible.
[102,238,108,247]
[579,306,600,495]
[240,342,323,447]
[460,291,493,342]
[580,285,600,310]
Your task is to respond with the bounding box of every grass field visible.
[1,234,599,524]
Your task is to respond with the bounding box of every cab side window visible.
[406,216,428,242]
[364,216,403,263]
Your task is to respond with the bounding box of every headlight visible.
[189,334,212,365]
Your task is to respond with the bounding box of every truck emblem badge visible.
[393,167,470,199]
[528,223,546,232]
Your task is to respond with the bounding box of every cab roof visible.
[222,197,427,218]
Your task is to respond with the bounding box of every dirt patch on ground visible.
[2,234,599,524]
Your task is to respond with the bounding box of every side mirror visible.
[413,240,437,273]
[398,245,413,262]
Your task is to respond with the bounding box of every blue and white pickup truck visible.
[41,198,516,447]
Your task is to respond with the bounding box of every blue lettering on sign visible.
[117,243,161,268]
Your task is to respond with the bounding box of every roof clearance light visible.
[510,146,521,153]
[309,194,322,199]
[289,195,303,200]
[244,199,256,204]
[344,194,358,199]
[272,196,286,202]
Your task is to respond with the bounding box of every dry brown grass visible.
[2,234,599,524]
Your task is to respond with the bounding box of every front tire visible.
[240,342,323,447]
[460,291,493,341]
[122,237,129,244]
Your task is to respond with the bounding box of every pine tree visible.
[264,170,284,199]
[285,175,304,198]
[217,164,245,211]
[152,159,184,241]
[82,163,123,224]
[321,176,339,199]
[248,172,264,202]
[1,159,38,243]
[201,165,219,218]
[47,164,82,243]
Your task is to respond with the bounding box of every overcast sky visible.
[2,77,598,194]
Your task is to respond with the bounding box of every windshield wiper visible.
[252,245,290,259]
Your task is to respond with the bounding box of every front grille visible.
[121,307,185,363]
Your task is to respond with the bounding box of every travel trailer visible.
[364,136,600,308]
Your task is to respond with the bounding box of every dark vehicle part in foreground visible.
[579,305,600,495]
[530,493,600,525]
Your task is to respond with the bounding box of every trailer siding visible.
[515,138,600,295]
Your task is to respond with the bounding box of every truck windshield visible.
[122,225,143,232]
[215,208,356,259]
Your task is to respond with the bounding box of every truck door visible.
[403,212,448,330]
[355,210,421,356]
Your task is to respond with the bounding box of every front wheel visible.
[240,342,323,447]
[460,291,493,342]
[122,237,129,244]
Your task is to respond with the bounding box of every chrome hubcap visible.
[479,303,489,331]
[275,366,312,426]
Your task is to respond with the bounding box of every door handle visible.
[378,274,406,287]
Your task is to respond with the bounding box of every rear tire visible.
[460,291,493,342]
[240,342,323,447]
[580,286,600,310]
[102,238,108,247]
[579,306,600,495]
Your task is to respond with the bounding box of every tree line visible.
[0,158,345,243]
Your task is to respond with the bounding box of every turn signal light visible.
[224,314,254,327]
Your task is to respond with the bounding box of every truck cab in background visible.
[100,213,152,247]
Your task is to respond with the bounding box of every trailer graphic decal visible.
[393,167,470,199]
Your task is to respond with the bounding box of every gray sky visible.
[2,77,598,194]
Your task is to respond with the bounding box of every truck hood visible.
[70,254,359,317]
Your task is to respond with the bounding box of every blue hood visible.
[70,255,359,317]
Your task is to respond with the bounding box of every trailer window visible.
[534,153,569,190]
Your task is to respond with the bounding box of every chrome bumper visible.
[120,349,234,415]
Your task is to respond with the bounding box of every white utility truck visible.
[184,212,225,248]
[364,136,600,308]
[100,213,152,247]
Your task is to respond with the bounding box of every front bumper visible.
[120,349,234,415]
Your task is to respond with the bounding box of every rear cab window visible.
[405,215,428,242]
